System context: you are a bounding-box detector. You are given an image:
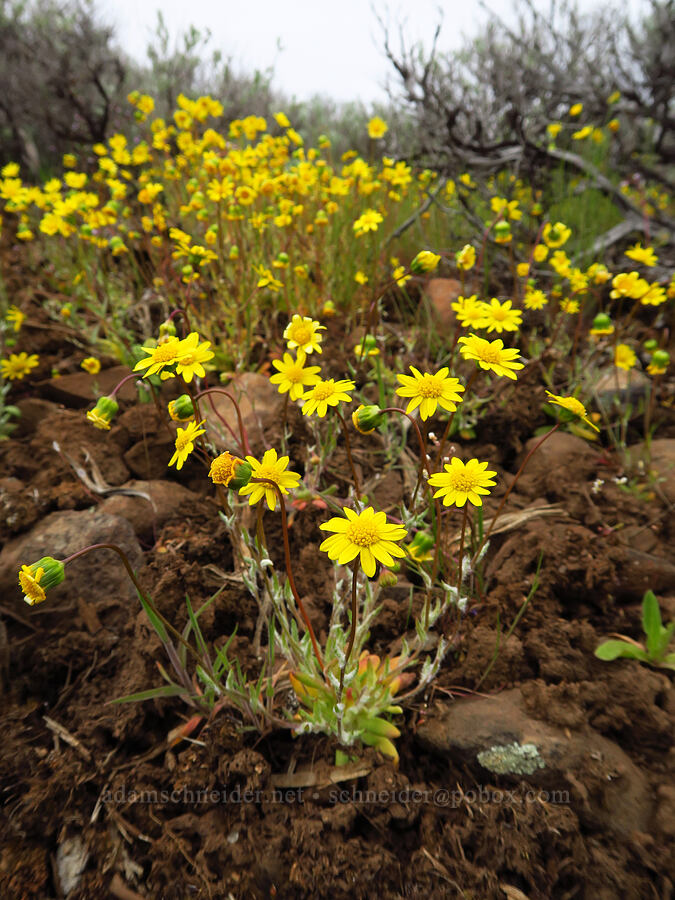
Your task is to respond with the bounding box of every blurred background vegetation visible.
[1,0,672,177]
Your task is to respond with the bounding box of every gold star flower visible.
[319,506,407,577]
[458,334,524,380]
[545,391,599,432]
[283,315,325,355]
[270,350,321,401]
[428,458,497,507]
[301,378,354,418]
[238,448,301,510]
[395,366,465,420]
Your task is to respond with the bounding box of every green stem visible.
[455,505,469,608]
[381,407,431,504]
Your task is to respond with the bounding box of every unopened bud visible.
[352,404,385,435]
[410,250,441,274]
[86,395,119,431]
[168,394,195,421]
[19,557,65,606]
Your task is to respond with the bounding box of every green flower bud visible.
[229,460,253,490]
[379,569,398,588]
[494,221,512,241]
[86,396,119,431]
[651,350,669,369]
[591,312,613,333]
[159,319,177,338]
[352,404,385,434]
[19,556,65,605]
[354,334,379,359]
[643,338,658,352]
[410,250,441,274]
[411,531,435,552]
[168,394,195,421]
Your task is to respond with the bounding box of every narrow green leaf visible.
[111,684,186,703]
[595,640,646,661]
[138,592,168,642]
[642,590,663,658]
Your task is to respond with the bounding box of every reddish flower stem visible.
[194,387,252,455]
[60,543,197,660]
[335,410,361,499]
[250,478,324,672]
[471,423,560,565]
[338,564,359,700]
[110,372,140,398]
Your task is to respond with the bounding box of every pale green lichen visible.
[476,741,545,775]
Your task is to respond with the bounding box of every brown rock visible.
[617,547,675,597]
[13,398,60,438]
[423,278,462,330]
[516,431,598,492]
[124,436,175,480]
[98,479,203,542]
[36,365,138,408]
[204,372,284,456]
[0,508,144,608]
[417,687,652,834]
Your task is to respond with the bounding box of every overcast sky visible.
[97,0,648,105]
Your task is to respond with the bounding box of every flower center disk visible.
[312,383,335,401]
[346,522,379,547]
[418,375,443,398]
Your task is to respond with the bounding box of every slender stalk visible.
[338,564,359,700]
[436,369,478,469]
[381,407,431,504]
[194,387,252,455]
[60,543,199,661]
[455,505,469,608]
[335,410,361,499]
[109,371,140,398]
[250,478,324,672]
[471,423,560,565]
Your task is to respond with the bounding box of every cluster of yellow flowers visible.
[0,101,438,345]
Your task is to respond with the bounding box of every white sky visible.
[97,0,648,104]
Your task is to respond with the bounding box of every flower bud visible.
[159,319,177,338]
[19,557,65,606]
[410,250,441,274]
[643,338,658,352]
[322,299,336,317]
[648,350,670,375]
[209,452,252,488]
[378,569,398,588]
[86,396,119,431]
[352,404,385,435]
[353,335,379,359]
[408,531,435,562]
[590,312,613,334]
[494,221,512,243]
[168,394,195,421]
